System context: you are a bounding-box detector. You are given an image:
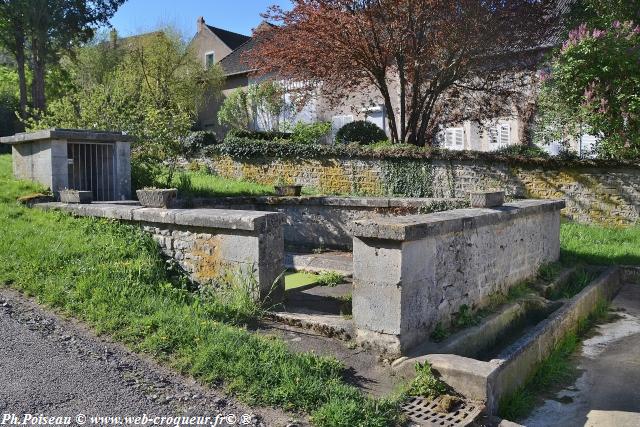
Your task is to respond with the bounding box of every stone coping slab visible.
[34,202,285,232]
[351,199,565,241]
[1,128,134,144]
[177,196,463,209]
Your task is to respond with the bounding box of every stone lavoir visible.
[33,191,564,357]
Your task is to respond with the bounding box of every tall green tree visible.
[27,31,224,186]
[0,0,125,114]
[0,0,28,118]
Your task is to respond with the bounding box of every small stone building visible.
[0,129,132,201]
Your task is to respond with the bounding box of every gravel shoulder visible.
[0,286,304,427]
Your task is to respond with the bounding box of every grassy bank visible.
[0,154,399,426]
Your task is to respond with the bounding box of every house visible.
[190,6,592,154]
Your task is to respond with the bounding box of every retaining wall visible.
[197,155,640,226]
[35,202,286,303]
[350,199,565,355]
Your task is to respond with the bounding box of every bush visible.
[208,135,638,168]
[289,121,332,144]
[230,130,291,141]
[495,144,550,158]
[336,120,387,145]
[182,131,217,158]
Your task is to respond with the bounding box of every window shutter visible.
[489,126,499,144]
[455,128,464,146]
[500,123,510,145]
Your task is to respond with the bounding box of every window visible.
[489,123,510,147]
[443,127,464,150]
[205,51,215,68]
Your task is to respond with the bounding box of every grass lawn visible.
[168,168,323,199]
[286,272,321,290]
[560,220,640,265]
[0,154,400,427]
[181,171,275,198]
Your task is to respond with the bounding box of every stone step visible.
[284,251,353,276]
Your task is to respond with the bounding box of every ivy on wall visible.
[381,159,435,198]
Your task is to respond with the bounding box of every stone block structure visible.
[173,196,468,251]
[35,202,286,303]
[1,129,132,201]
[201,155,640,225]
[350,199,565,355]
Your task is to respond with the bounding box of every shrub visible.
[495,144,550,158]
[230,130,291,141]
[335,120,387,145]
[182,131,217,158]
[289,121,332,144]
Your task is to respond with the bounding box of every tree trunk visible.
[15,44,28,118]
[9,22,29,118]
[31,44,46,113]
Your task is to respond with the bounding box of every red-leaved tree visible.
[249,0,562,145]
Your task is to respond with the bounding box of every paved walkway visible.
[523,282,640,427]
[0,287,297,427]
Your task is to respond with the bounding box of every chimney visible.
[197,16,206,32]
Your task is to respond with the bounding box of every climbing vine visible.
[381,159,435,197]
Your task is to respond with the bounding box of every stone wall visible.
[175,196,468,251]
[350,199,564,355]
[200,156,640,226]
[35,202,286,303]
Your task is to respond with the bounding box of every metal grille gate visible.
[67,142,116,201]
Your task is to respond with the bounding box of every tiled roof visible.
[218,22,276,76]
[218,37,257,76]
[207,25,251,51]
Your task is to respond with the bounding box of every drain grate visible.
[402,396,484,427]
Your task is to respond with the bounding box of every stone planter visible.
[136,188,178,208]
[60,190,93,204]
[274,185,302,197]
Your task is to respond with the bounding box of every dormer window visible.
[205,51,215,68]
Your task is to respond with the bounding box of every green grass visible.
[316,271,346,287]
[285,272,321,290]
[179,171,275,198]
[0,155,401,426]
[285,271,346,291]
[499,300,610,421]
[169,168,322,199]
[560,220,640,265]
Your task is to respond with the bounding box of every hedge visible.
[204,136,640,169]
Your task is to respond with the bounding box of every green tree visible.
[218,80,291,133]
[536,22,640,158]
[0,0,29,117]
[217,88,251,132]
[567,0,640,30]
[0,0,126,114]
[27,31,224,186]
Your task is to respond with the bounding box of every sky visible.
[107,0,293,38]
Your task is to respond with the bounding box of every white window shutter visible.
[500,123,511,145]
[443,128,463,149]
[489,126,499,144]
[455,128,464,146]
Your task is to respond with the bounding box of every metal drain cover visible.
[402,396,484,427]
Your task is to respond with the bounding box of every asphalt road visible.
[0,287,298,427]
